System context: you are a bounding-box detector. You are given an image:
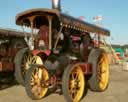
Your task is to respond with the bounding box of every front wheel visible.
[25,65,49,100]
[62,64,85,102]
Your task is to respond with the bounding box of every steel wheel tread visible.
[88,48,109,91]
[25,65,49,100]
[15,48,43,86]
[62,64,85,102]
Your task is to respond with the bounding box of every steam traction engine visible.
[15,0,110,102]
[0,28,28,83]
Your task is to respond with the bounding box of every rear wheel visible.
[25,65,49,100]
[15,48,43,86]
[62,64,85,102]
[88,48,109,91]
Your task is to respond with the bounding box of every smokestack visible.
[52,0,61,11]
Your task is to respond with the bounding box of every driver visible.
[36,25,49,49]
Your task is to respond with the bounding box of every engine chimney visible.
[52,0,61,11]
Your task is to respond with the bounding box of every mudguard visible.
[31,49,51,56]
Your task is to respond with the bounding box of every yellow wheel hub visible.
[30,66,49,98]
[98,53,109,90]
[69,66,85,102]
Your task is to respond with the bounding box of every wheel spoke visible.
[71,73,75,80]
[38,68,43,79]
[31,73,35,79]
[21,54,43,80]
[99,55,105,65]
[30,80,35,86]
[76,73,80,80]
[70,88,77,99]
[97,53,109,90]
[31,57,37,64]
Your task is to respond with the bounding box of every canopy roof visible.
[16,8,110,36]
[0,28,30,37]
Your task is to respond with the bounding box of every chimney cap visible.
[52,0,61,11]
